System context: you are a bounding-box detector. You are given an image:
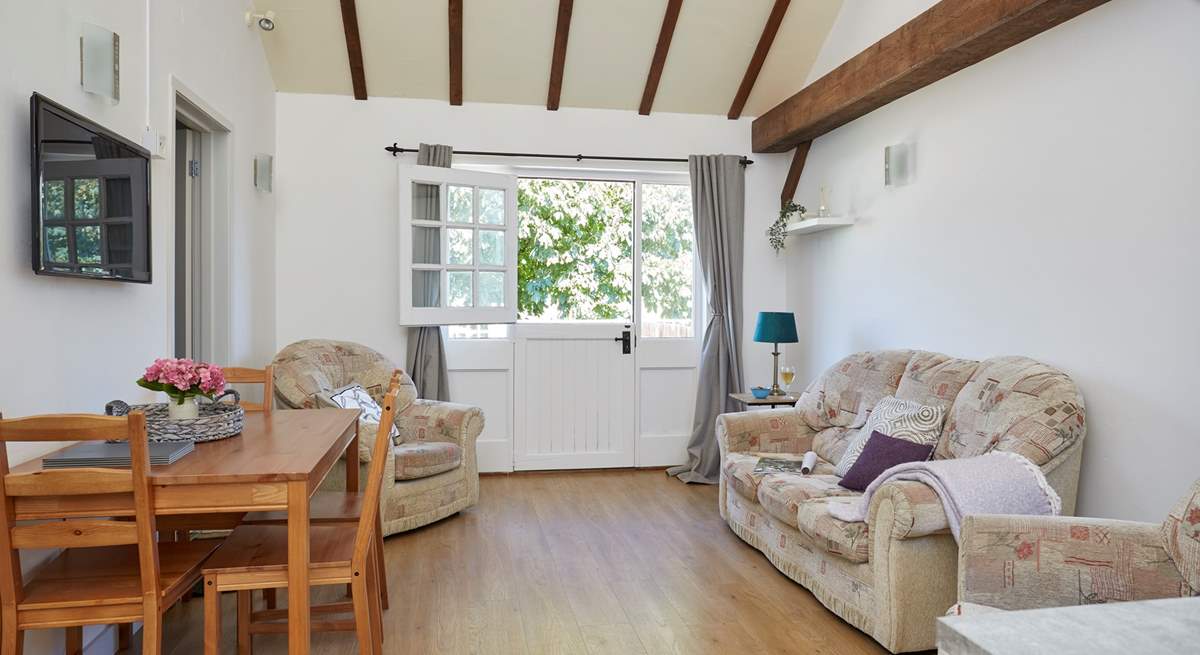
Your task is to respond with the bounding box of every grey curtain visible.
[667,155,746,484]
[407,143,452,401]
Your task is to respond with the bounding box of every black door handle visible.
[614,330,631,354]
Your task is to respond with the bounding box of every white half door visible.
[513,322,636,470]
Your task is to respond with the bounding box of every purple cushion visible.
[838,430,934,491]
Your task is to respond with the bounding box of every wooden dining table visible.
[11,408,361,655]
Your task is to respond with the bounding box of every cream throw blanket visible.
[827,451,1061,542]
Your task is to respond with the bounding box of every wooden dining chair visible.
[0,412,221,654]
[201,376,399,654]
[222,365,275,416]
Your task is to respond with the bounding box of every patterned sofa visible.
[954,478,1199,615]
[272,339,483,537]
[716,350,1087,653]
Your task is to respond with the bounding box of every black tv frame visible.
[30,93,153,283]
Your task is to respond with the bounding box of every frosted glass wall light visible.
[80,23,120,102]
[884,143,913,186]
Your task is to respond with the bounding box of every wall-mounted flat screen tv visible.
[31,93,151,283]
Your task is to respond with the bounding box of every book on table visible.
[42,441,195,469]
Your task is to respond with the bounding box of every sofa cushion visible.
[723,452,837,502]
[394,442,463,480]
[796,496,871,563]
[938,356,1085,465]
[796,350,914,431]
[756,474,859,528]
[812,426,857,465]
[839,431,935,492]
[835,396,945,476]
[1161,478,1200,593]
[895,352,980,409]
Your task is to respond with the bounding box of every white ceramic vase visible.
[168,396,199,420]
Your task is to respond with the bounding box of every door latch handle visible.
[614,330,631,354]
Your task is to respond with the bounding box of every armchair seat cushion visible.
[756,473,859,528]
[796,496,871,563]
[395,442,463,480]
[722,452,837,501]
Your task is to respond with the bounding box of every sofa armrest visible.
[867,480,951,539]
[957,514,1193,610]
[716,408,814,458]
[395,399,485,450]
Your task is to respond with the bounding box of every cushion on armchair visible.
[315,384,400,462]
[394,442,463,480]
[1161,478,1200,593]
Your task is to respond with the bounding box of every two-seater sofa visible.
[716,350,1087,653]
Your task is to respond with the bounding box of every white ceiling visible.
[253,0,843,117]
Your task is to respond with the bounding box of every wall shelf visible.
[782,216,855,235]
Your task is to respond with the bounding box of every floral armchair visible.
[954,478,1200,614]
[272,339,482,536]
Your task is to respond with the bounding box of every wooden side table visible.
[729,393,799,409]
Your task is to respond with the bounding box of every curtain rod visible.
[384,143,753,166]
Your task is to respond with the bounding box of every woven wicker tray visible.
[106,391,244,443]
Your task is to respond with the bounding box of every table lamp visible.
[753,312,798,396]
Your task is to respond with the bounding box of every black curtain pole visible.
[384,143,752,166]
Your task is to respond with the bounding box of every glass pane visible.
[479,229,504,266]
[106,223,133,264]
[75,225,102,264]
[74,178,100,219]
[479,188,505,225]
[448,271,473,308]
[412,226,441,265]
[44,226,69,263]
[448,185,473,223]
[447,228,473,265]
[448,324,510,339]
[412,182,440,221]
[413,270,441,307]
[640,184,695,338]
[105,177,132,217]
[43,180,65,219]
[518,178,634,321]
[479,271,504,307]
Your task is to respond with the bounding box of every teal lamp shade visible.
[753,312,798,344]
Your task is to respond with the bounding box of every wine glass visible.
[780,365,796,394]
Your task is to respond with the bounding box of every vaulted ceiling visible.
[253,0,842,117]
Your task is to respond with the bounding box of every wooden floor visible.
[154,470,891,654]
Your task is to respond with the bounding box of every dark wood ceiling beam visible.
[338,0,368,100]
[780,141,811,209]
[547,0,574,110]
[638,0,683,116]
[449,0,463,105]
[752,0,1111,152]
[728,0,790,120]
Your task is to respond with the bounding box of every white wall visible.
[784,0,1200,521]
[275,94,792,468]
[0,1,275,651]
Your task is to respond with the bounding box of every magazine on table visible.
[753,451,818,475]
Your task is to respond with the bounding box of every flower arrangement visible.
[768,200,806,254]
[137,358,226,405]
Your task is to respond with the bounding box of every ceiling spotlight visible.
[245,10,276,32]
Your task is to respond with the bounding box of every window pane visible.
[479,188,505,225]
[413,270,441,307]
[75,225,102,264]
[479,271,504,307]
[412,226,441,264]
[517,178,633,321]
[74,178,100,219]
[640,184,694,338]
[413,182,440,221]
[447,228,473,265]
[448,271,473,307]
[44,226,69,263]
[105,177,132,217]
[479,229,504,266]
[448,185,473,223]
[43,180,65,219]
[106,223,133,264]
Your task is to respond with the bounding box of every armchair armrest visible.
[716,409,814,458]
[395,399,485,448]
[958,514,1193,610]
[867,480,951,539]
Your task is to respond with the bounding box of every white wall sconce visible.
[80,23,120,102]
[254,154,274,192]
[884,143,914,186]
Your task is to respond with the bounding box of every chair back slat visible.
[0,414,130,442]
[352,372,401,569]
[222,365,274,416]
[11,518,139,549]
[4,469,135,497]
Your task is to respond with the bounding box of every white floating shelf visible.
[784,216,855,235]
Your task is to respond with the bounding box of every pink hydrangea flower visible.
[138,358,225,397]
